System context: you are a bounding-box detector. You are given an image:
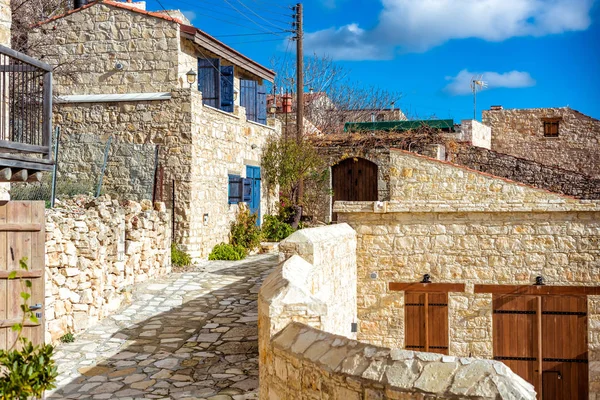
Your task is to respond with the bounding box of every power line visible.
[213,31,289,37]
[233,0,292,27]
[226,37,283,45]
[220,0,286,35]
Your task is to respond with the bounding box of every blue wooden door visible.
[246,166,261,225]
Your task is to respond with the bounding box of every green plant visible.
[59,333,75,344]
[262,215,294,242]
[171,244,192,267]
[208,243,247,260]
[229,205,261,251]
[10,175,99,207]
[0,258,58,400]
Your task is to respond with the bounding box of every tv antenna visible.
[470,75,487,120]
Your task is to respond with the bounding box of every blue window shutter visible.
[228,174,243,204]
[240,79,258,123]
[257,84,267,125]
[220,65,234,112]
[198,58,220,108]
[242,178,252,203]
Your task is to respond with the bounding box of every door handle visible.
[29,304,42,311]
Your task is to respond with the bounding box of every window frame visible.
[542,118,560,137]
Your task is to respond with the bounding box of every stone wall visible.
[459,119,491,149]
[389,149,570,205]
[45,195,171,342]
[30,3,182,95]
[258,224,535,400]
[0,0,9,47]
[483,107,600,178]
[53,90,280,261]
[335,150,600,396]
[452,144,600,199]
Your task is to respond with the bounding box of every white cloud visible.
[182,10,196,23]
[444,69,536,95]
[305,0,595,59]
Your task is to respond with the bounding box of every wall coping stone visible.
[279,223,356,265]
[273,322,536,399]
[334,200,600,214]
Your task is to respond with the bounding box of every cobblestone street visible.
[47,255,277,400]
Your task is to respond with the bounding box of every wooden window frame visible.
[542,118,560,137]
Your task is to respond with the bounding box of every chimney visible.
[73,0,87,8]
[490,105,503,111]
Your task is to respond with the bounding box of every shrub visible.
[59,332,75,343]
[10,175,98,206]
[230,205,261,251]
[208,243,247,261]
[262,215,294,242]
[0,258,58,399]
[171,243,192,267]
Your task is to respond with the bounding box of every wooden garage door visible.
[405,292,449,354]
[331,158,377,221]
[493,294,588,399]
[0,201,45,349]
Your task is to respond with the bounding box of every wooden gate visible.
[405,292,449,354]
[331,158,378,221]
[0,201,45,349]
[492,294,588,399]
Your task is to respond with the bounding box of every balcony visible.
[0,44,53,182]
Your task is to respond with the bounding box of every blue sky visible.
[155,0,600,122]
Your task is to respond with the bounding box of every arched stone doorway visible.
[331,157,378,221]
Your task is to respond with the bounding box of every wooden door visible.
[405,292,449,354]
[331,158,378,221]
[0,201,45,349]
[541,296,587,400]
[493,294,588,399]
[493,295,540,392]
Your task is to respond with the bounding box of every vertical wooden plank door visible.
[405,292,449,355]
[331,157,378,221]
[493,294,588,400]
[0,201,45,350]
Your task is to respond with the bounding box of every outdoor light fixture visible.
[421,274,432,284]
[186,69,197,88]
[535,276,545,286]
[233,88,239,101]
[269,104,277,114]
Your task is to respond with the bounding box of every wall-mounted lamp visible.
[269,104,277,114]
[251,144,258,150]
[535,276,545,286]
[186,69,197,88]
[233,88,239,101]
[115,62,124,71]
[421,274,432,283]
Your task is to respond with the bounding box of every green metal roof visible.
[344,119,455,133]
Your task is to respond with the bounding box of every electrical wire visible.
[213,31,289,37]
[220,0,286,35]
[233,0,293,27]
[225,38,283,45]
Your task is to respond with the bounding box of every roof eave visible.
[180,26,275,83]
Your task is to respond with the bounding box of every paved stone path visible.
[48,254,277,400]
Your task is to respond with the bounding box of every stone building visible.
[335,149,600,399]
[31,0,281,260]
[483,106,600,178]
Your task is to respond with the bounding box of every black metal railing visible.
[0,44,52,161]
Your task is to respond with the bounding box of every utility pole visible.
[294,3,303,143]
[293,3,304,203]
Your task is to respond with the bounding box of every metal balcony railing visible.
[0,44,53,174]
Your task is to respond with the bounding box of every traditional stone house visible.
[336,149,600,399]
[483,106,600,178]
[31,0,281,260]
